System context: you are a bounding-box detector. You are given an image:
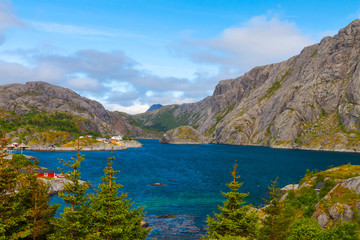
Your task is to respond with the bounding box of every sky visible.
[0,0,359,114]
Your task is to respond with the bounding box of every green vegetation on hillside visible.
[294,112,360,150]
[136,106,196,132]
[204,163,360,239]
[0,109,102,145]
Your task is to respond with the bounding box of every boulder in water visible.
[150,183,165,186]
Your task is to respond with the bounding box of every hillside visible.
[0,81,159,143]
[160,126,209,144]
[135,19,360,152]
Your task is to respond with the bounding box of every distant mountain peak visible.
[146,104,163,112]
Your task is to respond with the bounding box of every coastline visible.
[26,140,142,152]
[156,139,360,154]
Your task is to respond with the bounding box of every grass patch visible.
[311,49,318,57]
[327,185,360,205]
[259,81,281,101]
[235,125,243,133]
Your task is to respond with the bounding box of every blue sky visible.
[0,0,359,114]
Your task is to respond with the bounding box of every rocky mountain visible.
[135,20,360,151]
[146,104,163,112]
[0,81,154,137]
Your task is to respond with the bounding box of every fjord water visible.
[24,139,360,239]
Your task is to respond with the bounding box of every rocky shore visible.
[27,140,142,151]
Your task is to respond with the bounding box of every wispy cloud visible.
[29,21,159,41]
[30,21,117,36]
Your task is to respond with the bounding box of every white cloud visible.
[104,103,150,115]
[176,15,315,73]
[36,63,65,83]
[67,77,100,91]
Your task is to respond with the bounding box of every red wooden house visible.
[37,168,55,178]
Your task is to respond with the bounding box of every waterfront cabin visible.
[8,142,18,149]
[37,168,55,178]
[7,143,17,149]
[18,143,28,150]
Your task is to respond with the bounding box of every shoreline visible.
[24,140,142,152]
[154,139,360,154]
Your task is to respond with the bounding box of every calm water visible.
[22,140,360,239]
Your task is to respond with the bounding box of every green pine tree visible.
[205,160,258,239]
[13,159,58,240]
[50,142,89,240]
[88,150,149,239]
[258,177,294,240]
[0,133,23,239]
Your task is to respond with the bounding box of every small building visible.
[37,168,55,178]
[7,143,17,149]
[110,135,123,140]
[85,135,92,139]
[18,143,28,150]
[79,136,85,139]
[96,137,106,142]
[8,142,18,149]
[315,182,325,192]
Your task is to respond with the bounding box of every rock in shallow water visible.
[150,183,165,186]
[157,214,178,218]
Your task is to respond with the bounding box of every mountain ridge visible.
[135,19,360,152]
[0,81,157,138]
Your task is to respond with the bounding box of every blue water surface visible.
[21,140,360,239]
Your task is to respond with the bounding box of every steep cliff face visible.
[136,20,360,151]
[0,81,147,137]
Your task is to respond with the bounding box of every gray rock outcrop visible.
[341,176,360,194]
[328,203,354,223]
[317,212,330,228]
[280,184,299,192]
[40,178,87,195]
